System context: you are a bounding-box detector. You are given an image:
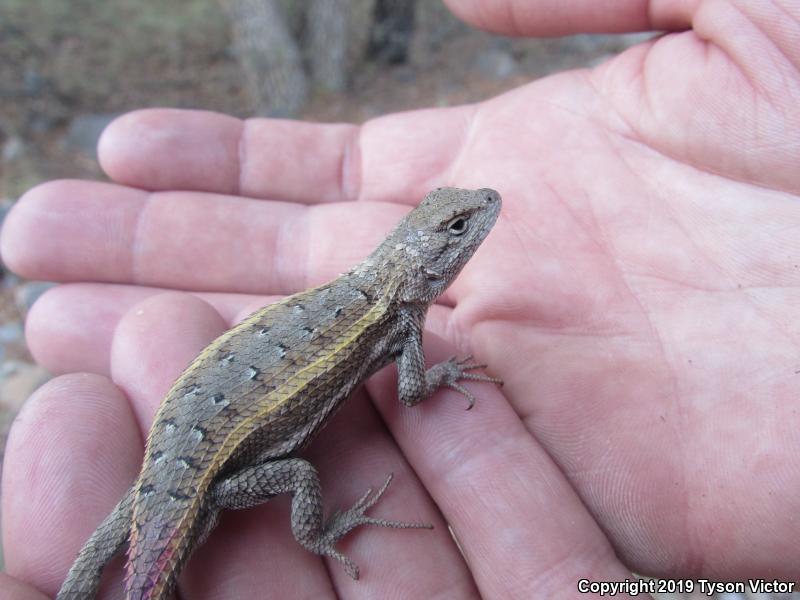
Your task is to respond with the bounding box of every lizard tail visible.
[56,487,134,600]
[123,492,214,600]
[124,515,185,600]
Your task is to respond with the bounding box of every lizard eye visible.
[447,216,469,236]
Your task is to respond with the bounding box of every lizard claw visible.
[331,550,361,580]
[437,356,503,409]
[445,381,476,410]
[318,474,433,579]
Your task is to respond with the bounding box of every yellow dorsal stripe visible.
[140,284,329,464]
[159,291,393,561]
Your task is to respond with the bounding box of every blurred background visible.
[0,2,779,598]
[0,0,648,472]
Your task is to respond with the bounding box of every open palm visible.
[2,1,799,598]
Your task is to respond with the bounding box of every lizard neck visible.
[347,250,420,308]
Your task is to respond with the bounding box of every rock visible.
[0,322,23,345]
[566,32,655,64]
[587,52,617,69]
[0,198,16,280]
[64,113,120,159]
[391,64,416,83]
[0,361,50,413]
[0,198,13,230]
[562,34,618,56]
[617,32,657,49]
[0,270,22,289]
[28,112,60,134]
[15,281,55,315]
[23,69,46,96]
[2,136,25,163]
[474,48,518,80]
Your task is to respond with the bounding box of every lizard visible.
[56,186,502,599]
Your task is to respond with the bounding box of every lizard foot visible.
[318,473,433,579]
[436,355,504,410]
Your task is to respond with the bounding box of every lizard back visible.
[126,273,403,597]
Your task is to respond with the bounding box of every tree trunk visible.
[223,0,308,117]
[369,0,416,64]
[307,0,375,93]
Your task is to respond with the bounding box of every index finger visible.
[98,106,476,205]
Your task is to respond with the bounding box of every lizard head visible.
[379,186,502,304]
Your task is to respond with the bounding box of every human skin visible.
[1,0,799,598]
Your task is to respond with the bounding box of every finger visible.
[0,573,49,600]
[111,292,475,597]
[25,283,267,376]
[594,5,800,194]
[367,337,634,597]
[2,373,142,598]
[2,180,408,293]
[444,0,693,36]
[110,292,231,430]
[98,105,476,204]
[98,109,358,203]
[25,281,455,378]
[307,394,479,597]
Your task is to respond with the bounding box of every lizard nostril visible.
[478,188,499,204]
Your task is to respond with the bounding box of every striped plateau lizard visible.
[57,186,503,599]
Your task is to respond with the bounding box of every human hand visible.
[2,0,799,597]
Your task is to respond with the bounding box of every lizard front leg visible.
[210,458,430,579]
[396,311,502,409]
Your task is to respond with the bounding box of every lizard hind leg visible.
[315,472,433,579]
[210,459,432,579]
